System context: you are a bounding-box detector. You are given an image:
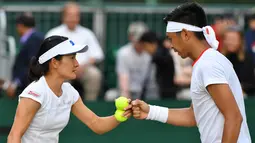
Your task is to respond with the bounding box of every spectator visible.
[0,12,44,97]
[45,2,104,101]
[211,14,237,52]
[222,26,255,96]
[245,14,255,64]
[116,21,151,99]
[164,39,193,100]
[139,31,176,99]
[166,41,192,100]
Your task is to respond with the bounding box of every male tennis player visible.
[132,2,251,143]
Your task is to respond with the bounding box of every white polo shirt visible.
[45,24,104,65]
[19,76,80,143]
[116,43,151,94]
[191,48,251,143]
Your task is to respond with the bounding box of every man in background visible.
[211,13,236,52]
[45,2,104,101]
[245,14,255,64]
[139,31,176,99]
[116,22,153,99]
[0,12,44,97]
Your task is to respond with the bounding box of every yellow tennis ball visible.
[114,110,127,122]
[115,96,129,110]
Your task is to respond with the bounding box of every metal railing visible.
[1,3,254,48]
[0,9,16,80]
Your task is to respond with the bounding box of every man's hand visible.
[76,65,86,78]
[89,58,96,65]
[131,99,150,120]
[6,84,16,98]
[0,79,5,88]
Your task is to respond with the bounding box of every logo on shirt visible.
[28,91,40,97]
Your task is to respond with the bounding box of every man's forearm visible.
[167,107,196,127]
[222,117,243,143]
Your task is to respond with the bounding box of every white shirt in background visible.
[19,76,80,143]
[45,24,104,65]
[116,43,151,94]
[191,48,251,143]
[170,49,192,78]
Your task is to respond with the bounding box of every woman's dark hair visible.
[28,36,68,82]
[163,2,207,40]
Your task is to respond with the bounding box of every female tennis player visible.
[7,36,132,143]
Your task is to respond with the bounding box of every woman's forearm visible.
[91,115,120,134]
[7,134,22,143]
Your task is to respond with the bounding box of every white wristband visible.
[146,105,169,123]
[2,81,10,90]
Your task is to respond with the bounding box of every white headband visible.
[38,39,88,64]
[166,21,219,50]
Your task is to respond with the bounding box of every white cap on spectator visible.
[38,39,88,64]
[128,21,148,42]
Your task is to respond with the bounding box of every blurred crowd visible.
[0,2,255,101]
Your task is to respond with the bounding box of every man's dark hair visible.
[139,31,158,43]
[16,12,35,28]
[163,2,207,40]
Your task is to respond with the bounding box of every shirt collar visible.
[20,29,35,44]
[62,24,80,32]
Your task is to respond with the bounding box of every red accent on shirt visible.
[192,48,209,67]
[28,91,40,97]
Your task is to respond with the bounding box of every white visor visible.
[166,21,219,50]
[38,39,88,64]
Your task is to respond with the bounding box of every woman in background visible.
[222,26,255,96]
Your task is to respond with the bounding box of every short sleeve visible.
[68,85,80,105]
[200,62,228,88]
[116,50,129,75]
[19,90,44,105]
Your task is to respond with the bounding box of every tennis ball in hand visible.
[114,110,128,122]
[115,96,129,110]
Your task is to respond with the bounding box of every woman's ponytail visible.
[28,56,48,83]
[28,36,68,83]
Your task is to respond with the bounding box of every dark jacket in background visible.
[245,29,255,64]
[12,31,44,94]
[152,40,176,99]
[226,52,255,96]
